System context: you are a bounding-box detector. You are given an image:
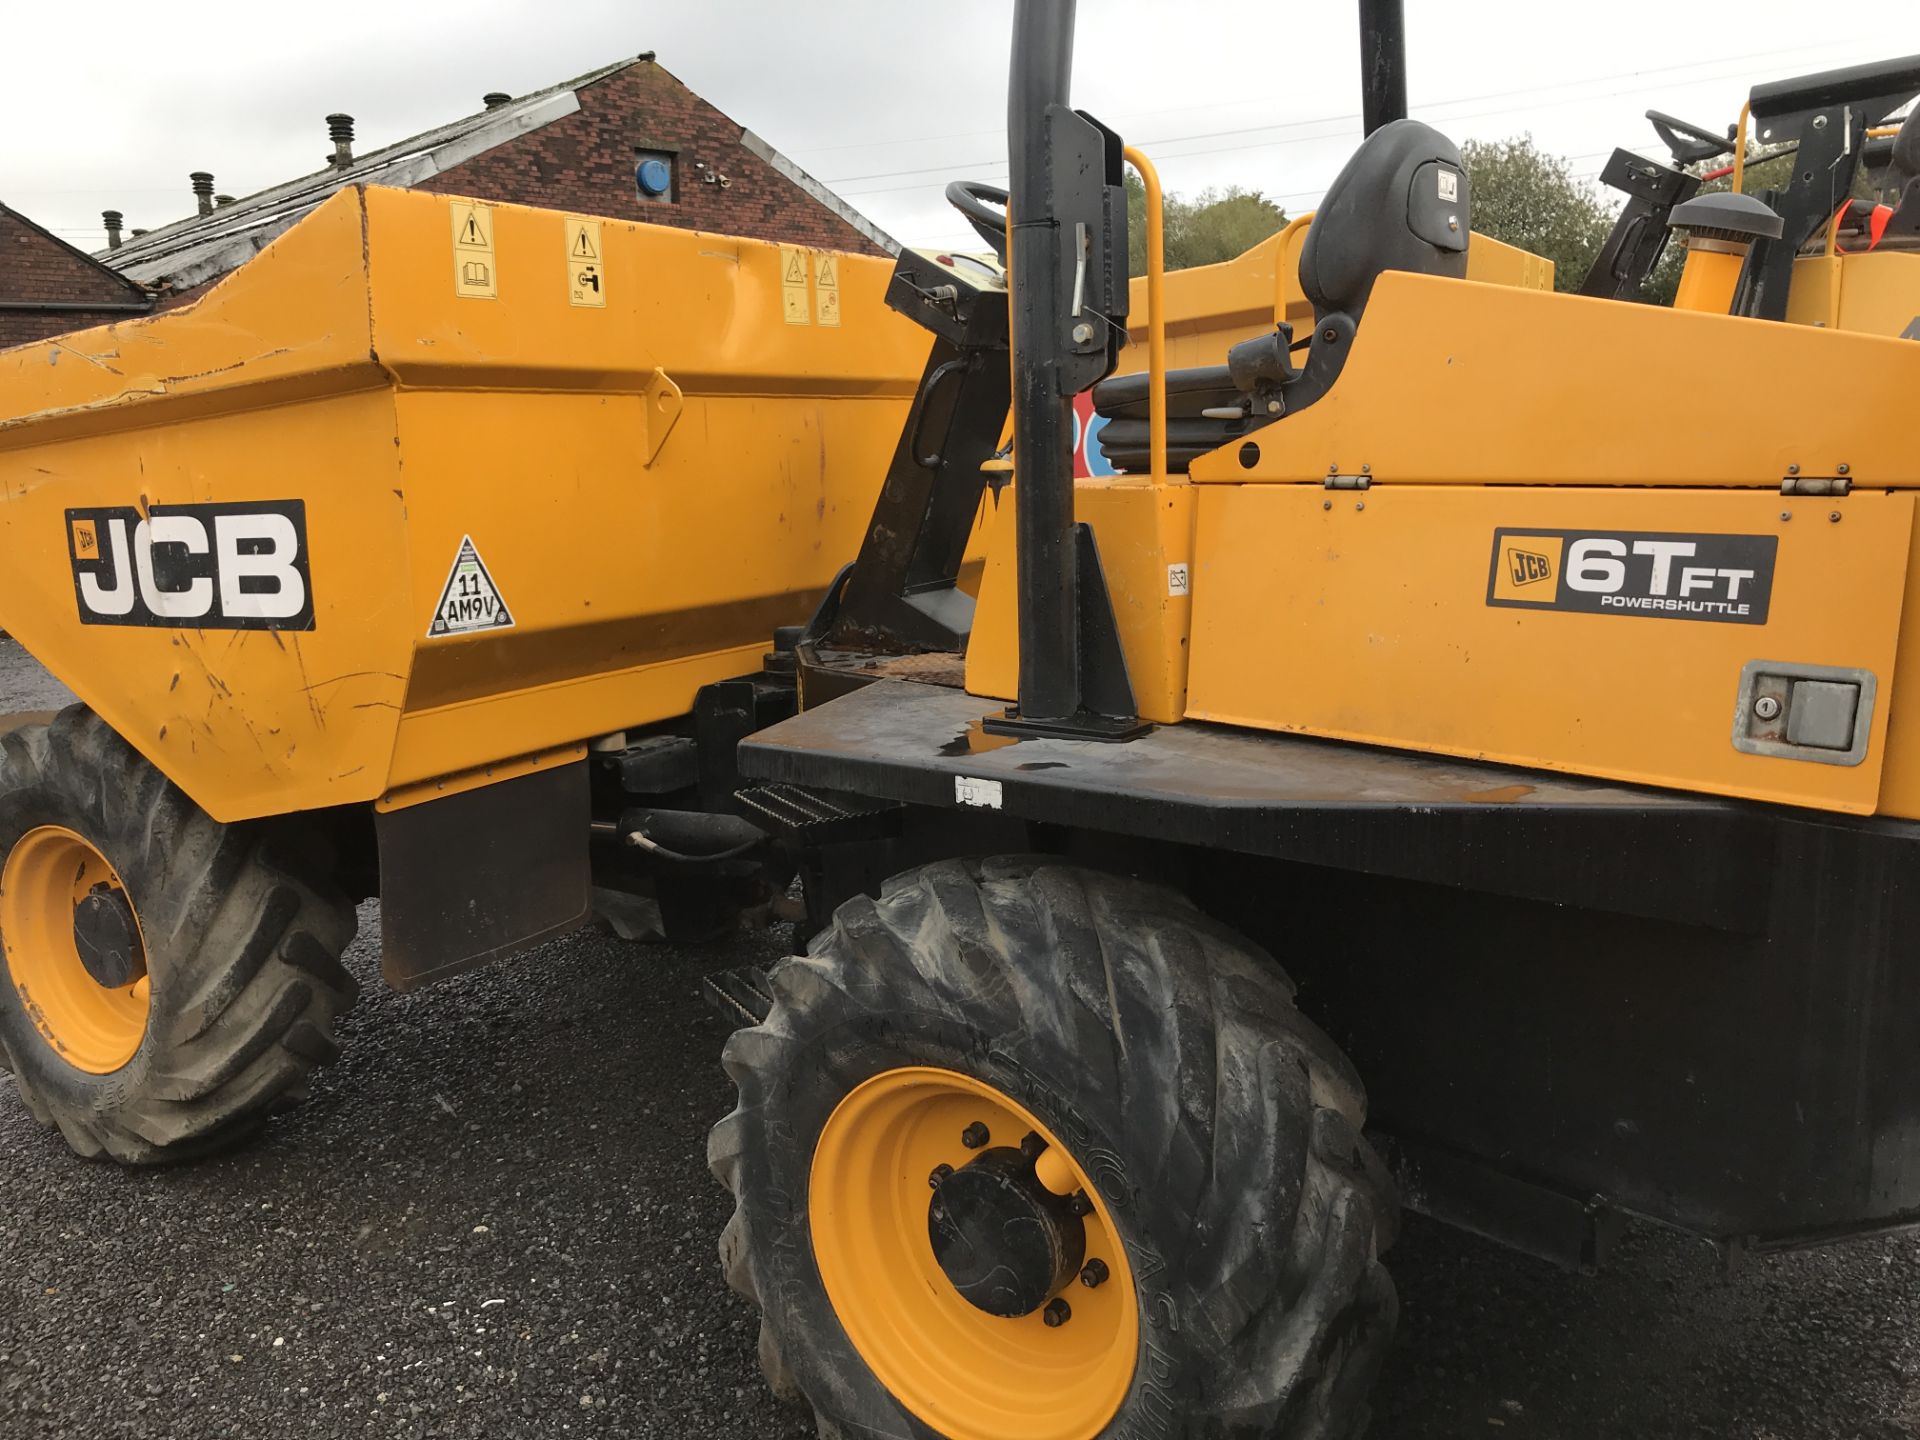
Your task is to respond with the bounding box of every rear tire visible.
[0,706,359,1164]
[711,855,1398,1439]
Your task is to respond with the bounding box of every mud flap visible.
[375,759,590,991]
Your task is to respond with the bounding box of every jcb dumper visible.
[706,8,1920,1440]
[0,184,924,1160]
[11,5,1920,1438]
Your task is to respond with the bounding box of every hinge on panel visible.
[1324,473,1372,490]
[1780,473,1850,496]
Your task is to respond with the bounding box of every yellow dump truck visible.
[700,15,1920,1440]
[0,183,925,1160]
[10,4,1920,1436]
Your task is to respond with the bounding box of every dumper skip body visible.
[0,185,924,821]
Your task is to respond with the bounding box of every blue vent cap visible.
[636,158,672,197]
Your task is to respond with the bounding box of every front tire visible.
[711,856,1398,1439]
[0,706,359,1164]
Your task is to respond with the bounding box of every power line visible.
[779,91,1302,159]
[785,29,1882,166]
[798,34,1843,171]
[817,33,1887,189]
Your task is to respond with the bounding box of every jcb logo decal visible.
[68,501,314,630]
[1506,548,1553,587]
[1489,535,1564,604]
[1487,527,1775,625]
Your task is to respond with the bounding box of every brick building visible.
[0,203,153,349]
[95,54,894,307]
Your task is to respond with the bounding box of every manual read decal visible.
[1486,527,1776,625]
[427,535,515,637]
[68,501,314,630]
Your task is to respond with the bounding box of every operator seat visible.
[1092,119,1472,471]
[1304,120,1473,320]
[1895,104,1920,186]
[1279,117,1473,411]
[1880,104,1920,242]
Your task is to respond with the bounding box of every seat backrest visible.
[1893,105,1920,190]
[1299,118,1472,324]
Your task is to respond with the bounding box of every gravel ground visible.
[0,639,81,715]
[3,637,1920,1439]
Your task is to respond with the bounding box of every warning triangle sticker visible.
[427,535,515,637]
[783,252,806,285]
[455,207,490,248]
[816,255,836,287]
[572,226,597,258]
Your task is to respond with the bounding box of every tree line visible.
[1124,131,1831,299]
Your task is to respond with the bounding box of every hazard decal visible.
[565,216,605,308]
[428,535,514,636]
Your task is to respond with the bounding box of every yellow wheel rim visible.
[1,825,150,1074]
[810,1066,1139,1440]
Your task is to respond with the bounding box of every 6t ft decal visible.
[1486,527,1776,625]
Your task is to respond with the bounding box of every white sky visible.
[6,1,1919,255]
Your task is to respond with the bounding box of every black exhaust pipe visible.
[1359,0,1409,134]
[986,0,1143,740]
[1007,0,1082,724]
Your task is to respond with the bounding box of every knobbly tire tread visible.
[710,855,1399,1439]
[0,705,358,1165]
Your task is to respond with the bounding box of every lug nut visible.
[1020,1131,1047,1162]
[1043,1298,1072,1327]
[1069,1190,1094,1217]
[961,1122,991,1150]
[1079,1259,1109,1289]
[929,1163,954,1189]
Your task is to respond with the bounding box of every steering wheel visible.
[1646,109,1733,166]
[945,180,1010,261]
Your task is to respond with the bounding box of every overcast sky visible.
[6,1,1918,255]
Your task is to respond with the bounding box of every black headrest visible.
[1895,106,1920,189]
[1299,119,1471,321]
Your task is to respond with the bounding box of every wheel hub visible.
[808,1066,1139,1440]
[1,825,150,1073]
[928,1143,1086,1318]
[72,884,142,988]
